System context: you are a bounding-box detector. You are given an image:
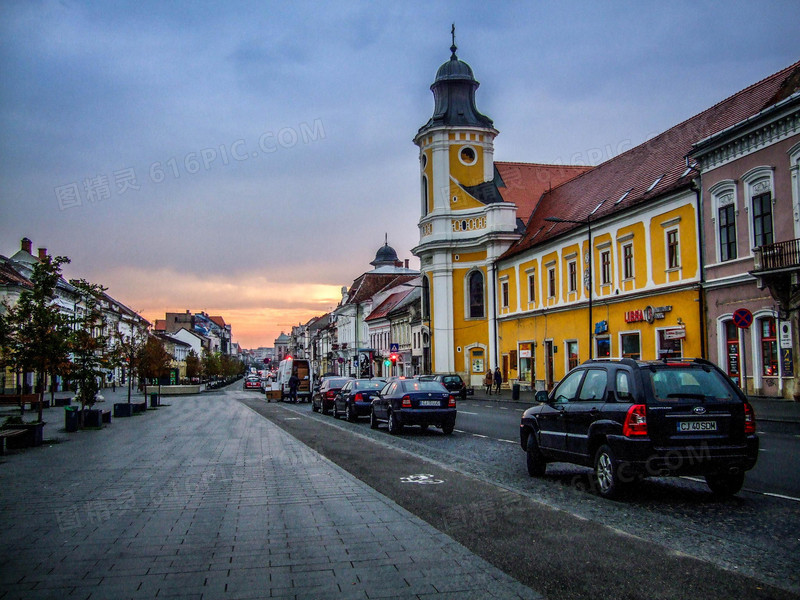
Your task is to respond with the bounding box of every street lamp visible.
[544,216,593,360]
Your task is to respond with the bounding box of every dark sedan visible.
[333,378,387,422]
[370,379,456,435]
[312,377,353,415]
[420,373,468,399]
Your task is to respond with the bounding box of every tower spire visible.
[450,23,457,59]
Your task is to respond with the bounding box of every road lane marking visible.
[499,439,517,444]
[763,492,800,502]
[459,411,478,415]
[472,434,488,438]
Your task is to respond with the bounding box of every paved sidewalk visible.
[0,392,539,600]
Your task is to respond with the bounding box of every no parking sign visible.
[732,308,753,329]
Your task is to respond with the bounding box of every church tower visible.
[412,30,520,385]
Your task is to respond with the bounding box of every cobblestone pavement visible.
[0,391,540,600]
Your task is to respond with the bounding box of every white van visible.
[276,358,312,402]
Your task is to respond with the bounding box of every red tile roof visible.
[365,288,415,322]
[495,162,591,222]
[342,273,418,306]
[209,315,226,328]
[503,59,800,259]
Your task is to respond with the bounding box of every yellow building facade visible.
[496,191,702,390]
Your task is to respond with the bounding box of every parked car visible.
[312,377,353,415]
[333,378,387,422]
[243,376,261,391]
[519,358,759,499]
[371,378,457,435]
[420,373,468,399]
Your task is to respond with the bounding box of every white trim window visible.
[709,180,738,262]
[527,270,536,306]
[547,266,556,299]
[567,260,577,294]
[600,250,611,285]
[501,278,510,309]
[666,228,680,270]
[742,166,775,250]
[622,243,634,280]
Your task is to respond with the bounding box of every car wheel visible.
[332,403,339,419]
[311,400,318,413]
[321,401,329,416]
[441,421,454,435]
[370,407,379,429]
[387,410,403,435]
[594,444,624,499]
[526,432,547,477]
[705,471,745,497]
[346,403,356,423]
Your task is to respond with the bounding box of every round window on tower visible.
[459,145,477,166]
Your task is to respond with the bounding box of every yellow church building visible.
[412,38,715,391]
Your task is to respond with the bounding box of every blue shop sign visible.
[595,320,609,334]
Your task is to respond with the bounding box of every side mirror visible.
[534,390,549,404]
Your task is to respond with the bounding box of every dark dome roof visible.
[371,242,399,267]
[435,55,476,83]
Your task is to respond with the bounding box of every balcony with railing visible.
[752,238,800,274]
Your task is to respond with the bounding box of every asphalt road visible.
[452,398,800,500]
[239,390,800,600]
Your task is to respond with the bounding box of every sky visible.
[1,1,798,350]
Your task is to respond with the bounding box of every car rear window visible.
[404,381,446,393]
[442,376,462,385]
[646,367,737,403]
[356,381,384,390]
[327,378,351,387]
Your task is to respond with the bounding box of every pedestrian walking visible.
[493,367,502,394]
[484,370,493,395]
[288,370,300,403]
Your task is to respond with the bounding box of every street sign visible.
[390,343,399,353]
[732,308,753,329]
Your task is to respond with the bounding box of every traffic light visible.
[390,352,398,365]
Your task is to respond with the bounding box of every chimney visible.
[21,238,32,254]
[38,248,47,260]
[405,259,409,269]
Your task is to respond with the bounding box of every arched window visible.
[421,175,429,217]
[468,270,485,318]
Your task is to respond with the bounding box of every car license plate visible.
[678,420,717,432]
[419,400,440,407]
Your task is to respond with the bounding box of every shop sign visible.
[662,327,686,340]
[779,321,792,349]
[782,348,794,376]
[625,305,672,324]
[595,320,609,334]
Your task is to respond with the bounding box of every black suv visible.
[520,358,758,498]
[420,374,468,399]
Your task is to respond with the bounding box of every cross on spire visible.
[450,23,457,59]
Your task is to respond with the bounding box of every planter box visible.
[54,396,72,407]
[113,403,133,418]
[2,422,45,448]
[131,402,147,415]
[83,408,103,428]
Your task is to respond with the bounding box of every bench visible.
[0,429,27,455]
[0,394,40,410]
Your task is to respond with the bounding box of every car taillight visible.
[623,404,648,437]
[326,391,335,399]
[448,395,456,407]
[401,395,412,408]
[744,401,756,434]
[354,392,363,402]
